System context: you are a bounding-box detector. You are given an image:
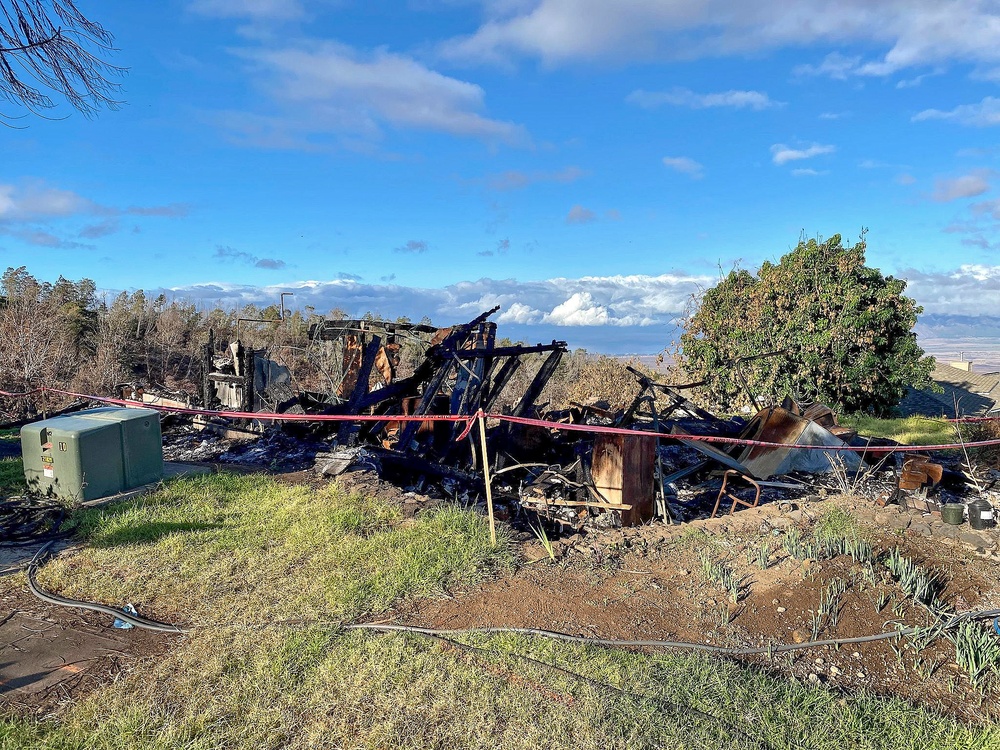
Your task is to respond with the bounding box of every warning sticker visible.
[43,467,54,478]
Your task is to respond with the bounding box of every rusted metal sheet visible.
[732,406,862,479]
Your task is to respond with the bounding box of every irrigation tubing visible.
[23,542,1000,651]
[423,631,771,750]
[26,542,188,634]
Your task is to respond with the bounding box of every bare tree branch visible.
[0,0,124,120]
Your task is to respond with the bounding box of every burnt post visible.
[241,344,255,413]
[202,328,216,408]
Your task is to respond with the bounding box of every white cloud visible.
[229,42,527,147]
[931,172,991,202]
[770,142,835,165]
[627,87,778,110]
[0,180,187,248]
[0,182,94,220]
[902,265,1000,316]
[913,97,1000,127]
[543,292,609,326]
[154,265,1000,352]
[498,301,543,324]
[188,0,304,20]
[662,156,704,178]
[486,166,586,190]
[971,198,1000,219]
[565,204,596,224]
[791,168,826,177]
[441,0,1000,77]
[794,52,862,80]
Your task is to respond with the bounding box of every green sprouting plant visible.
[783,527,817,560]
[876,590,891,613]
[808,609,823,641]
[884,548,945,611]
[818,578,848,628]
[529,521,555,562]
[698,549,743,603]
[747,540,770,569]
[948,620,1000,687]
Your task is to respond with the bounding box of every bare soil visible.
[393,493,1000,723]
[0,584,170,717]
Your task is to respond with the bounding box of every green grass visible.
[0,457,24,496]
[840,415,956,446]
[2,473,998,749]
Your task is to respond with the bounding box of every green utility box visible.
[21,407,163,502]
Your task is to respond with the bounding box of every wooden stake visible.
[477,411,497,546]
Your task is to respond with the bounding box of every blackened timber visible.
[483,356,521,411]
[625,366,719,423]
[396,359,455,450]
[337,335,382,444]
[453,341,567,359]
[513,348,563,417]
[309,319,440,340]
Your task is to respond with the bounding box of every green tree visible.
[679,233,933,415]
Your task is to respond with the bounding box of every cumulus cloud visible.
[486,166,586,190]
[158,272,710,349]
[565,204,597,224]
[931,172,991,202]
[440,0,1000,78]
[478,237,511,256]
[214,245,286,269]
[770,142,835,165]
[662,156,704,178]
[227,41,526,148]
[902,265,1000,316]
[395,239,429,253]
[913,97,1000,127]
[626,87,778,110]
[152,264,1000,353]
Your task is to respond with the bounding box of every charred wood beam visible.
[309,319,441,340]
[396,359,456,450]
[241,345,255,413]
[483,356,522,411]
[453,341,567,359]
[513,348,563,418]
[337,335,382,444]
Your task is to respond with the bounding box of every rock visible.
[792,629,811,644]
[777,607,787,613]
[808,673,822,685]
[889,515,911,530]
[829,665,843,677]
[678,568,691,576]
[857,671,866,679]
[959,530,992,550]
[785,510,804,523]
[815,658,825,666]
[908,523,932,537]
[852,652,862,659]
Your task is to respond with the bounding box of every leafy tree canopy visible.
[679,232,934,416]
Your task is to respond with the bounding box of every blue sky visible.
[3,0,1000,354]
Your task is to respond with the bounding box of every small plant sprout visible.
[529,521,556,562]
[747,540,770,569]
[948,620,1000,687]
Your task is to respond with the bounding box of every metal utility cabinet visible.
[21,407,163,502]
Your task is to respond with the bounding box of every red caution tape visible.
[4,385,1000,453]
